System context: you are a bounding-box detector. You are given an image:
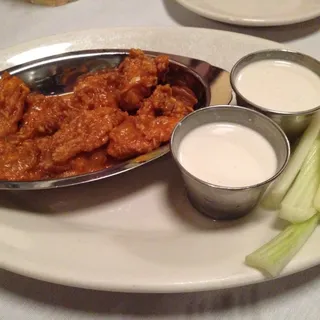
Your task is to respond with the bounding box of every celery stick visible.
[279,140,320,223]
[314,184,320,212]
[245,214,318,277]
[280,205,317,225]
[262,114,320,209]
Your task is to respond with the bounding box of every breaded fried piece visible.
[51,107,126,163]
[18,94,76,139]
[36,136,71,175]
[72,69,120,110]
[107,116,160,160]
[107,114,181,161]
[0,72,30,138]
[138,115,180,144]
[118,49,169,111]
[57,149,109,178]
[138,84,197,118]
[0,139,41,181]
[107,84,197,160]
[154,55,170,81]
[171,86,198,111]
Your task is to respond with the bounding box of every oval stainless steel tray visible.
[0,49,232,190]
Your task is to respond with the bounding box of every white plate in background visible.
[176,0,320,27]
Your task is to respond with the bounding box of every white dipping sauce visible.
[235,59,320,112]
[178,122,277,188]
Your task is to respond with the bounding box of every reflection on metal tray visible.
[0,49,232,190]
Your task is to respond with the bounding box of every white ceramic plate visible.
[1,27,320,293]
[176,0,320,27]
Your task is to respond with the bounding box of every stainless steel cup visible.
[230,49,320,140]
[171,105,290,220]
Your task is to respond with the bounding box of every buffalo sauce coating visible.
[0,72,30,138]
[0,49,198,181]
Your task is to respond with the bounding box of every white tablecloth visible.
[1,1,320,319]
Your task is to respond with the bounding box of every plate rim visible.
[176,0,320,27]
[1,249,319,293]
[0,26,319,293]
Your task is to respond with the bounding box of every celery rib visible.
[262,114,320,209]
[245,214,318,277]
[313,185,320,212]
[279,140,320,223]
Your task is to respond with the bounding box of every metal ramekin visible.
[230,49,320,140]
[170,105,290,220]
